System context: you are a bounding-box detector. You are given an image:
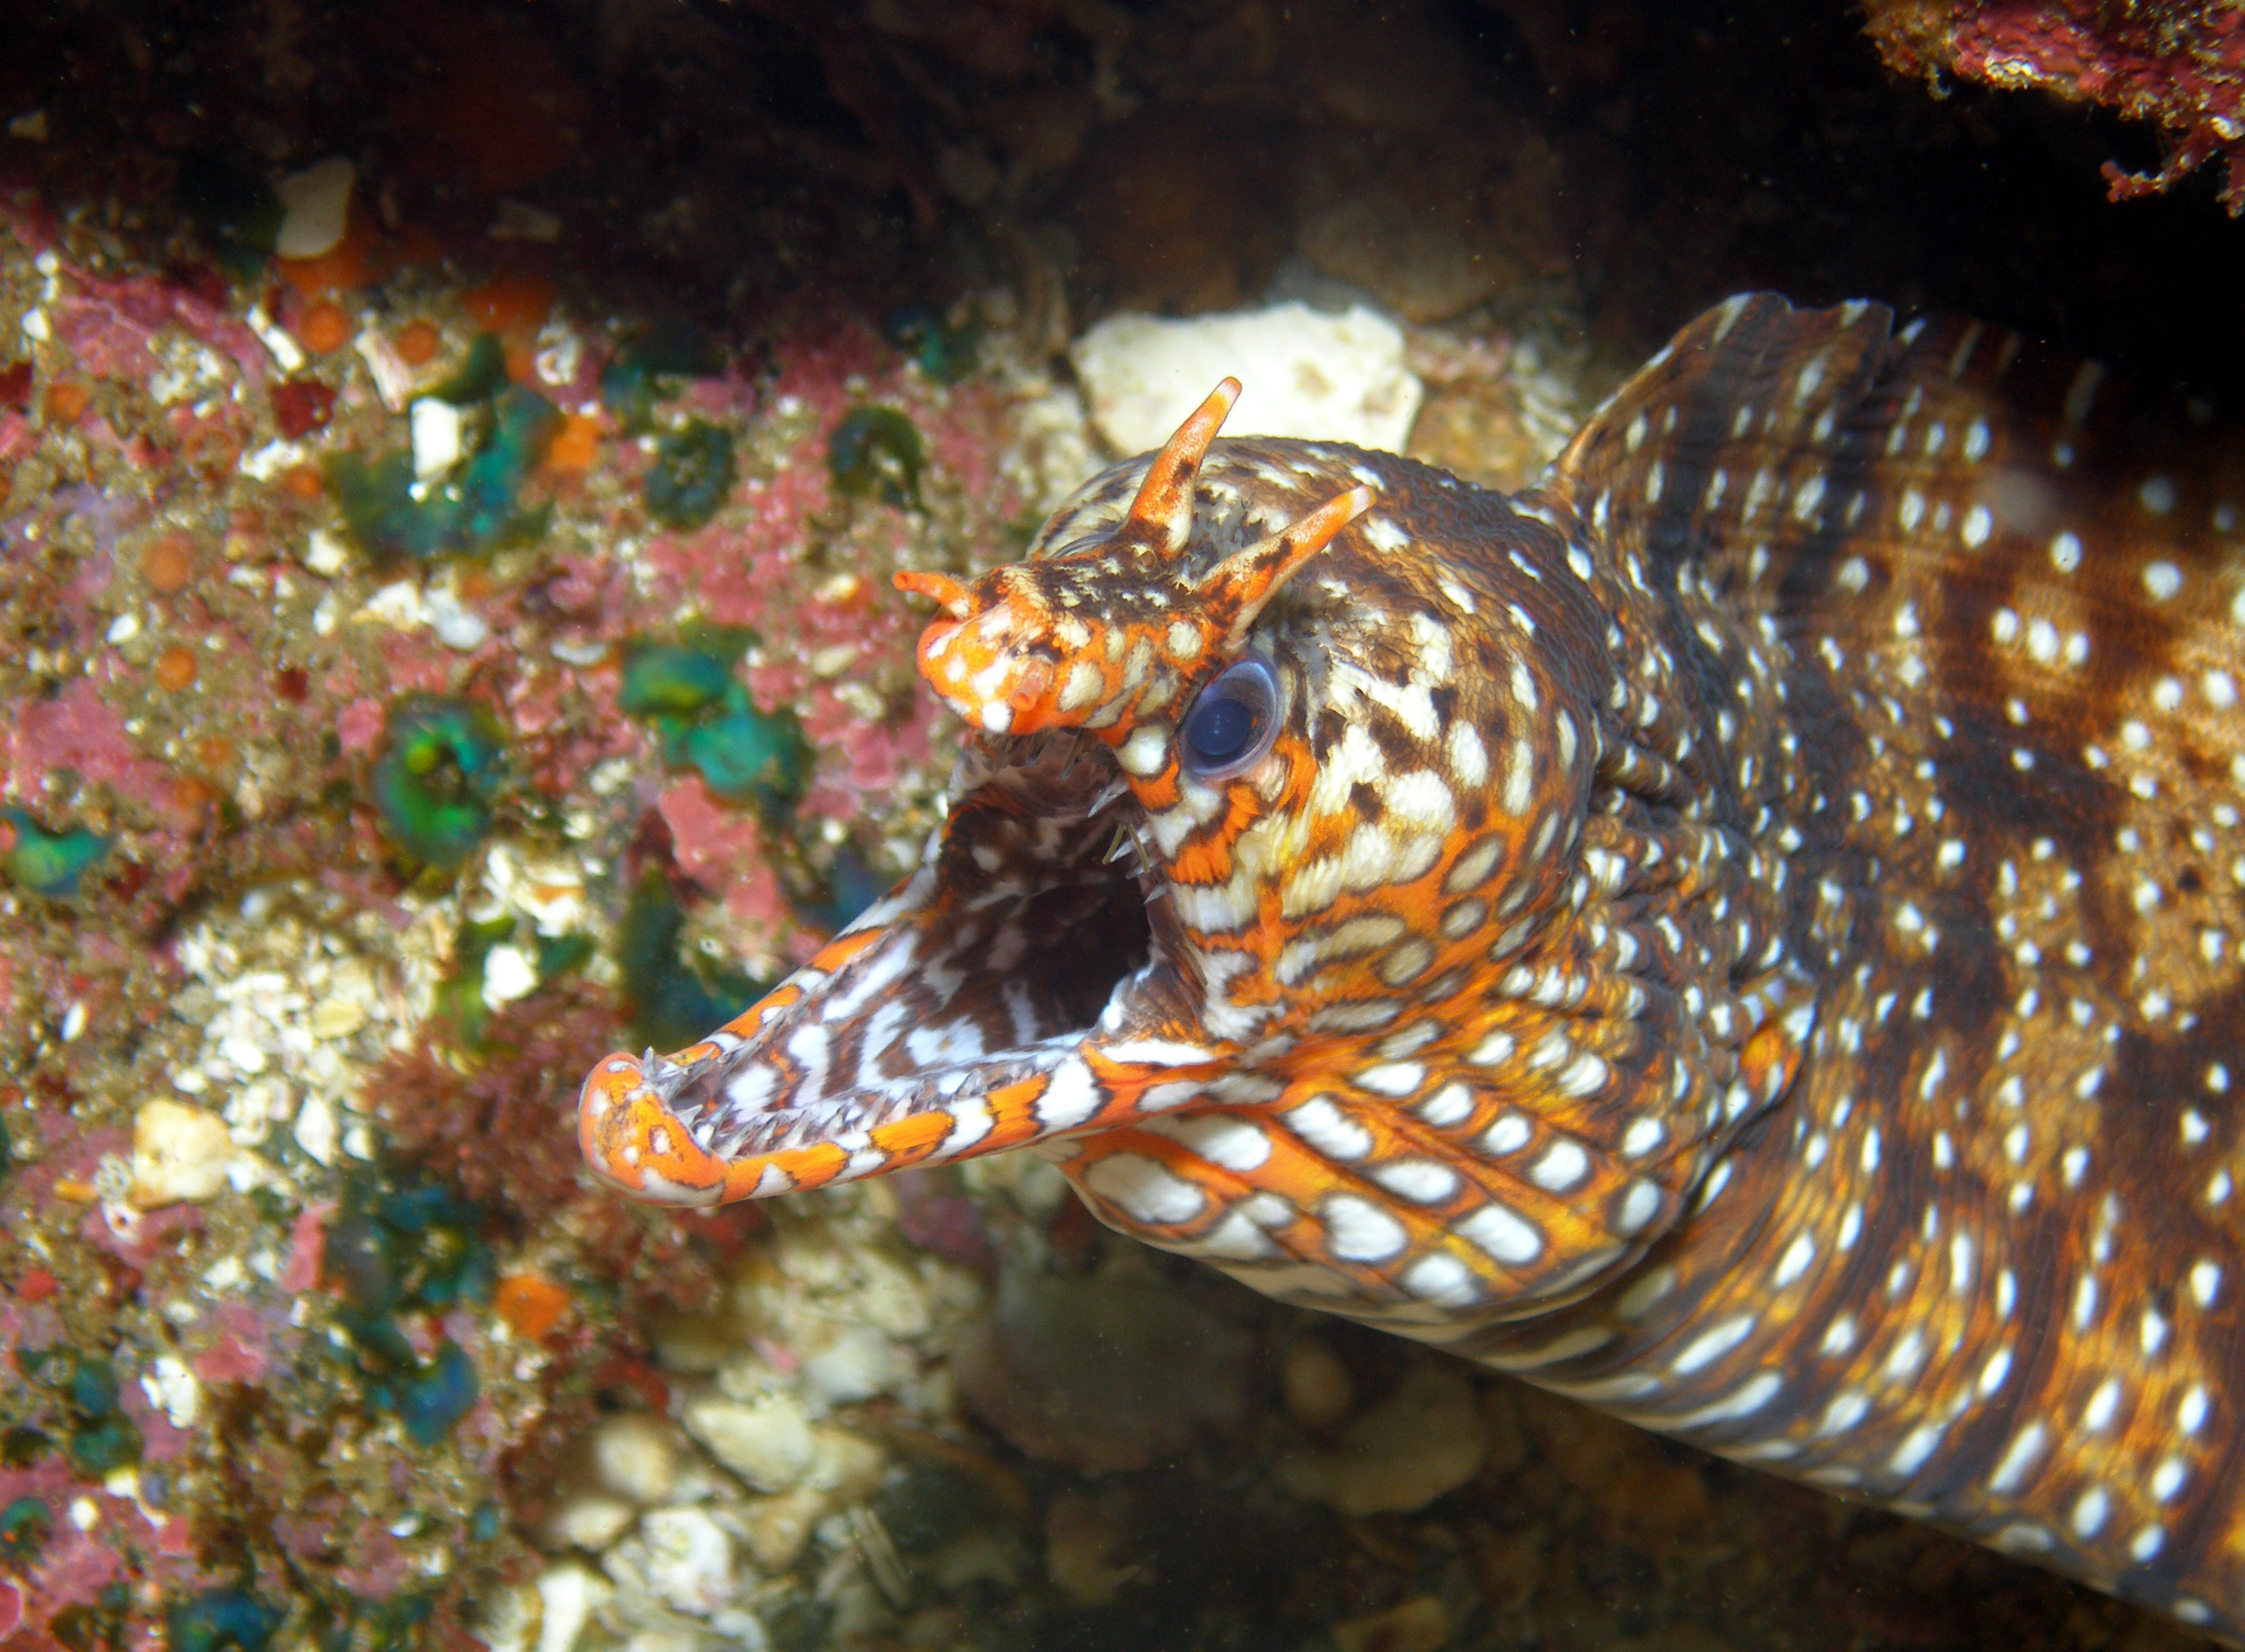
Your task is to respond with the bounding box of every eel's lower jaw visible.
[578,731,1172,1207]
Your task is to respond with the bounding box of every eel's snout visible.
[576,1050,731,1206]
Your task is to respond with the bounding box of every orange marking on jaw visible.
[869,1109,957,1171]
[687,983,804,1052]
[1169,784,1267,887]
[985,1073,1055,1135]
[723,1141,851,1199]
[1132,764,1182,812]
[811,926,888,971]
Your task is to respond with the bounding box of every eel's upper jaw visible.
[578,729,1182,1207]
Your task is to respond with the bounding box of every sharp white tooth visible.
[643,1049,691,1102]
[1105,825,1138,864]
[1091,779,1130,812]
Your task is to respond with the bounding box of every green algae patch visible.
[676,704,809,810]
[617,642,735,717]
[424,333,509,406]
[0,1495,51,1564]
[324,1168,493,1446]
[19,1348,143,1476]
[643,418,737,530]
[2,808,109,896]
[828,405,923,508]
[430,914,592,1049]
[370,697,507,871]
[599,319,723,433]
[886,306,980,385]
[619,638,811,815]
[169,1589,282,1652]
[619,871,761,1055]
[327,385,560,563]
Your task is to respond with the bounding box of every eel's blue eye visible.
[1178,657,1281,782]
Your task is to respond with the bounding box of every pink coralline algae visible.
[0,164,1039,1652]
[656,777,788,930]
[6,680,177,820]
[1867,1,2245,210]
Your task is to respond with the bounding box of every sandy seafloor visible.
[2,4,2242,1650]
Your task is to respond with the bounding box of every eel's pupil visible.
[1180,658,1278,778]
[1188,694,1256,763]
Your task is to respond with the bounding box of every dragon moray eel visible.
[582,293,2245,1637]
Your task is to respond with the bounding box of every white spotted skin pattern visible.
[578,296,2245,1643]
[1413,294,2245,1640]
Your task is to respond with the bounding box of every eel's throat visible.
[578,730,1200,1205]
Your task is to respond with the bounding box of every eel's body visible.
[579,294,2245,1638]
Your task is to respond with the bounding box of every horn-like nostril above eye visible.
[1178,656,1281,781]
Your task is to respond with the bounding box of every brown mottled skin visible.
[583,295,2245,1639]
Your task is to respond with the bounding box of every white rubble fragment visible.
[218,1033,269,1075]
[592,1414,682,1505]
[300,529,349,576]
[631,1506,739,1616]
[410,397,464,478]
[1001,380,1100,511]
[357,579,428,629]
[309,994,366,1039]
[708,1607,770,1648]
[274,157,356,259]
[680,1389,816,1492]
[546,1494,637,1552]
[482,843,590,936]
[138,1356,201,1429]
[355,327,416,411]
[128,1098,238,1208]
[1070,302,1422,454]
[293,1093,339,1166]
[536,1564,607,1652]
[738,1486,826,1574]
[800,1326,908,1408]
[241,439,309,481]
[244,304,305,373]
[425,584,491,651]
[481,944,538,1007]
[533,323,581,389]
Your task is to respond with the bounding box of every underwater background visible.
[2,3,2242,1649]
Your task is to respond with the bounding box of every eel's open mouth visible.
[578,728,1187,1204]
[582,377,1376,1205]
